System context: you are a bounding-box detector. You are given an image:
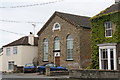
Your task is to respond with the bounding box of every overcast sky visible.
[0,0,115,47]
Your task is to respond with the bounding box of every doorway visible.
[55,57,60,66]
[54,52,60,66]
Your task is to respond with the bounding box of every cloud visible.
[0,0,62,3]
[0,0,114,47]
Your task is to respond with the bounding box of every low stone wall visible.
[45,66,69,76]
[50,71,69,76]
[13,65,23,73]
[69,69,120,79]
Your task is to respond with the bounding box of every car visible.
[37,63,68,74]
[23,63,37,73]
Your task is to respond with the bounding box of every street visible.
[1,73,70,80]
[1,73,119,80]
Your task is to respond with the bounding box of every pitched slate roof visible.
[3,36,38,47]
[37,11,91,35]
[98,3,120,16]
[55,11,91,28]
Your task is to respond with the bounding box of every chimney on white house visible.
[28,32,34,45]
[115,0,120,3]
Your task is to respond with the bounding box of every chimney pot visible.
[28,32,34,45]
[30,32,32,34]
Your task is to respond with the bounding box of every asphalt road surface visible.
[1,73,119,80]
[1,73,70,80]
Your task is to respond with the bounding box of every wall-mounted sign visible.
[54,52,60,57]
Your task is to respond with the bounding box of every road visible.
[1,73,70,80]
[1,73,116,80]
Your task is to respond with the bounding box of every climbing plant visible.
[90,11,120,69]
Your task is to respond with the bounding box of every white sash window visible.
[99,45,117,70]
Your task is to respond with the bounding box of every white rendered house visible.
[2,33,38,72]
[0,48,3,71]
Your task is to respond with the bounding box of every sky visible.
[0,0,115,47]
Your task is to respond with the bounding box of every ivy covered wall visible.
[90,11,120,69]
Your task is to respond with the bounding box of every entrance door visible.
[54,52,60,66]
[8,61,14,71]
[55,57,60,66]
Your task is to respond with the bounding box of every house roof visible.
[37,11,91,35]
[3,36,38,47]
[55,11,91,28]
[0,48,3,53]
[98,3,120,16]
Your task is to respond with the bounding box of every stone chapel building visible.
[37,11,91,69]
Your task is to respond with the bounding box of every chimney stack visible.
[115,0,120,3]
[28,32,34,45]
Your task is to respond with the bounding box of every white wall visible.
[0,52,3,71]
[2,46,22,72]
[2,45,38,72]
[21,46,38,66]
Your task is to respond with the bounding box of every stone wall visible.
[38,14,91,69]
[79,28,91,69]
[70,69,120,79]
[117,43,120,70]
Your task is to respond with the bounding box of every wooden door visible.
[55,57,60,66]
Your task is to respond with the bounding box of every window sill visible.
[52,29,60,31]
[66,59,74,61]
[105,36,112,38]
[42,60,49,62]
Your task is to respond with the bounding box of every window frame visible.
[54,37,60,51]
[6,48,10,56]
[43,38,49,61]
[13,47,17,54]
[104,21,112,37]
[100,49,108,70]
[66,35,73,60]
[99,46,117,70]
[8,61,14,70]
[52,22,61,31]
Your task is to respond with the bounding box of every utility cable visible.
[0,20,44,24]
[0,29,25,35]
[0,0,64,8]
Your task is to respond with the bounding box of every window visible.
[99,48,116,70]
[101,49,108,69]
[67,35,73,60]
[110,49,114,70]
[52,23,61,30]
[6,48,10,55]
[104,21,112,37]
[43,39,49,61]
[8,61,14,70]
[13,47,17,54]
[54,37,60,50]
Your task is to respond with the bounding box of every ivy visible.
[90,11,120,69]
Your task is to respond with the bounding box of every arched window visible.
[67,35,73,60]
[54,37,60,50]
[43,38,48,61]
[52,23,61,30]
